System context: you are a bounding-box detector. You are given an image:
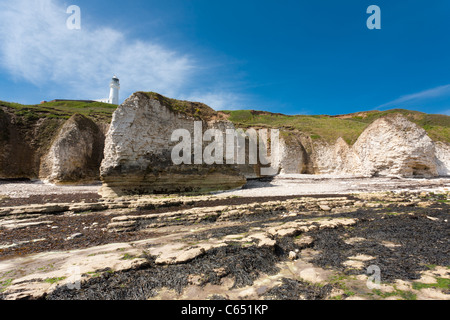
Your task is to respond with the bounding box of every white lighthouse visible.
[109,75,120,105]
[96,75,120,105]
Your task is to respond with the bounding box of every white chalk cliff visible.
[100,92,246,196]
[306,114,448,177]
[40,114,106,183]
[98,92,449,196]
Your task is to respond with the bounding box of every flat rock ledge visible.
[0,191,448,301]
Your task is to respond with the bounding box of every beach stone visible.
[66,233,83,241]
[289,251,298,261]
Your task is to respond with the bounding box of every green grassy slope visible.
[341,109,450,143]
[140,92,218,120]
[221,109,450,145]
[0,100,117,123]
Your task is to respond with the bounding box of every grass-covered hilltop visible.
[1,93,450,146]
[0,100,117,123]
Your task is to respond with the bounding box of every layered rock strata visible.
[99,92,246,196]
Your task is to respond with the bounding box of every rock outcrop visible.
[246,114,448,178]
[39,114,106,183]
[0,109,63,180]
[350,114,438,177]
[309,114,446,177]
[435,142,450,176]
[0,105,108,183]
[277,134,313,174]
[312,137,355,175]
[99,92,246,196]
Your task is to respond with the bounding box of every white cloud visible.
[180,91,249,110]
[0,0,194,101]
[377,84,450,110]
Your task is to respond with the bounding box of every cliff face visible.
[277,134,313,174]
[435,142,450,176]
[100,93,450,196]
[305,114,447,177]
[40,114,107,183]
[350,114,438,177]
[0,109,62,180]
[0,106,108,183]
[239,114,449,178]
[99,92,246,197]
[1,94,449,193]
[312,137,355,175]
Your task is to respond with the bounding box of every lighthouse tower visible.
[109,75,120,105]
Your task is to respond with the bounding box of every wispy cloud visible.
[180,91,250,110]
[0,0,194,101]
[377,84,450,110]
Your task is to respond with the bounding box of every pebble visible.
[289,251,297,261]
[66,233,83,241]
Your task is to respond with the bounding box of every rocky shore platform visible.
[0,176,449,300]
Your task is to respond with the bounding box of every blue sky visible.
[0,0,450,116]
